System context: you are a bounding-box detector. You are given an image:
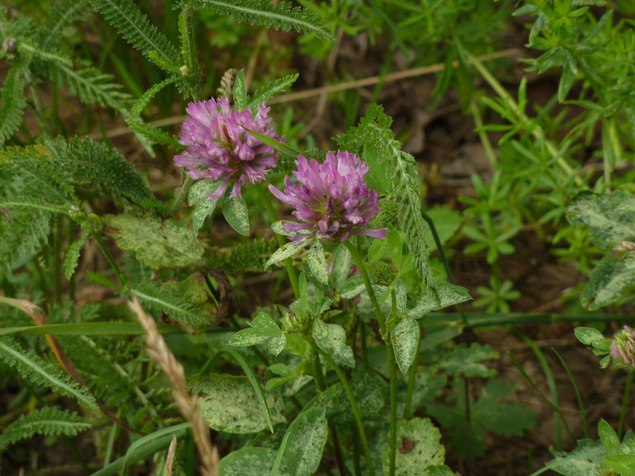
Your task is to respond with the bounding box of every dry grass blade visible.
[128,298,219,476]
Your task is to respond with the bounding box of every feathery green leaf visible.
[0,65,27,146]
[336,105,436,291]
[0,407,91,451]
[186,0,331,39]
[92,0,181,71]
[0,337,98,410]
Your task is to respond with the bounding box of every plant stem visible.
[344,239,397,476]
[344,240,385,335]
[318,348,375,476]
[618,370,633,439]
[92,233,128,290]
[403,336,419,419]
[470,99,497,166]
[259,186,300,297]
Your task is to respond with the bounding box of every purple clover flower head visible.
[174,97,280,199]
[611,325,635,368]
[269,151,387,242]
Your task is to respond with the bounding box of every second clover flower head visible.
[174,97,280,199]
[611,325,635,368]
[269,151,387,242]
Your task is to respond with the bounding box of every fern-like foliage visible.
[131,279,212,329]
[58,334,165,426]
[45,137,155,206]
[0,337,98,411]
[40,0,93,50]
[186,0,331,39]
[0,64,27,146]
[336,105,436,292]
[51,63,132,111]
[92,0,181,72]
[0,407,91,451]
[0,139,154,272]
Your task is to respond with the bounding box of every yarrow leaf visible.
[0,407,91,452]
[92,0,181,71]
[186,0,331,39]
[0,337,98,411]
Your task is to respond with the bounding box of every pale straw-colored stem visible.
[129,298,219,476]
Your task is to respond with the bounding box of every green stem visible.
[344,240,385,335]
[168,176,193,216]
[618,370,633,439]
[260,186,300,298]
[344,239,397,476]
[470,99,497,166]
[318,348,375,476]
[310,343,347,476]
[92,233,128,290]
[403,336,419,419]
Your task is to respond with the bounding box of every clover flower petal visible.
[174,97,280,198]
[269,151,386,242]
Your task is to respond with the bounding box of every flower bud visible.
[611,326,635,368]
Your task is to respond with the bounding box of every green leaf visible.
[391,318,420,375]
[307,369,385,423]
[408,284,472,319]
[131,76,181,115]
[422,206,463,254]
[566,192,635,248]
[331,244,352,289]
[382,418,445,475]
[0,337,98,411]
[188,181,221,232]
[186,0,331,38]
[599,419,620,451]
[130,279,210,329]
[546,440,604,476]
[0,322,155,337]
[312,319,355,368]
[435,343,499,378]
[92,0,181,71]
[249,73,299,107]
[223,195,250,236]
[581,255,635,310]
[306,240,328,285]
[45,137,154,206]
[104,215,203,269]
[232,69,248,111]
[229,310,282,347]
[604,454,635,475]
[92,423,190,476]
[0,407,91,451]
[428,379,534,459]
[277,407,328,476]
[265,240,309,270]
[64,230,89,280]
[191,373,285,434]
[0,64,27,145]
[574,327,606,347]
[220,446,282,476]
